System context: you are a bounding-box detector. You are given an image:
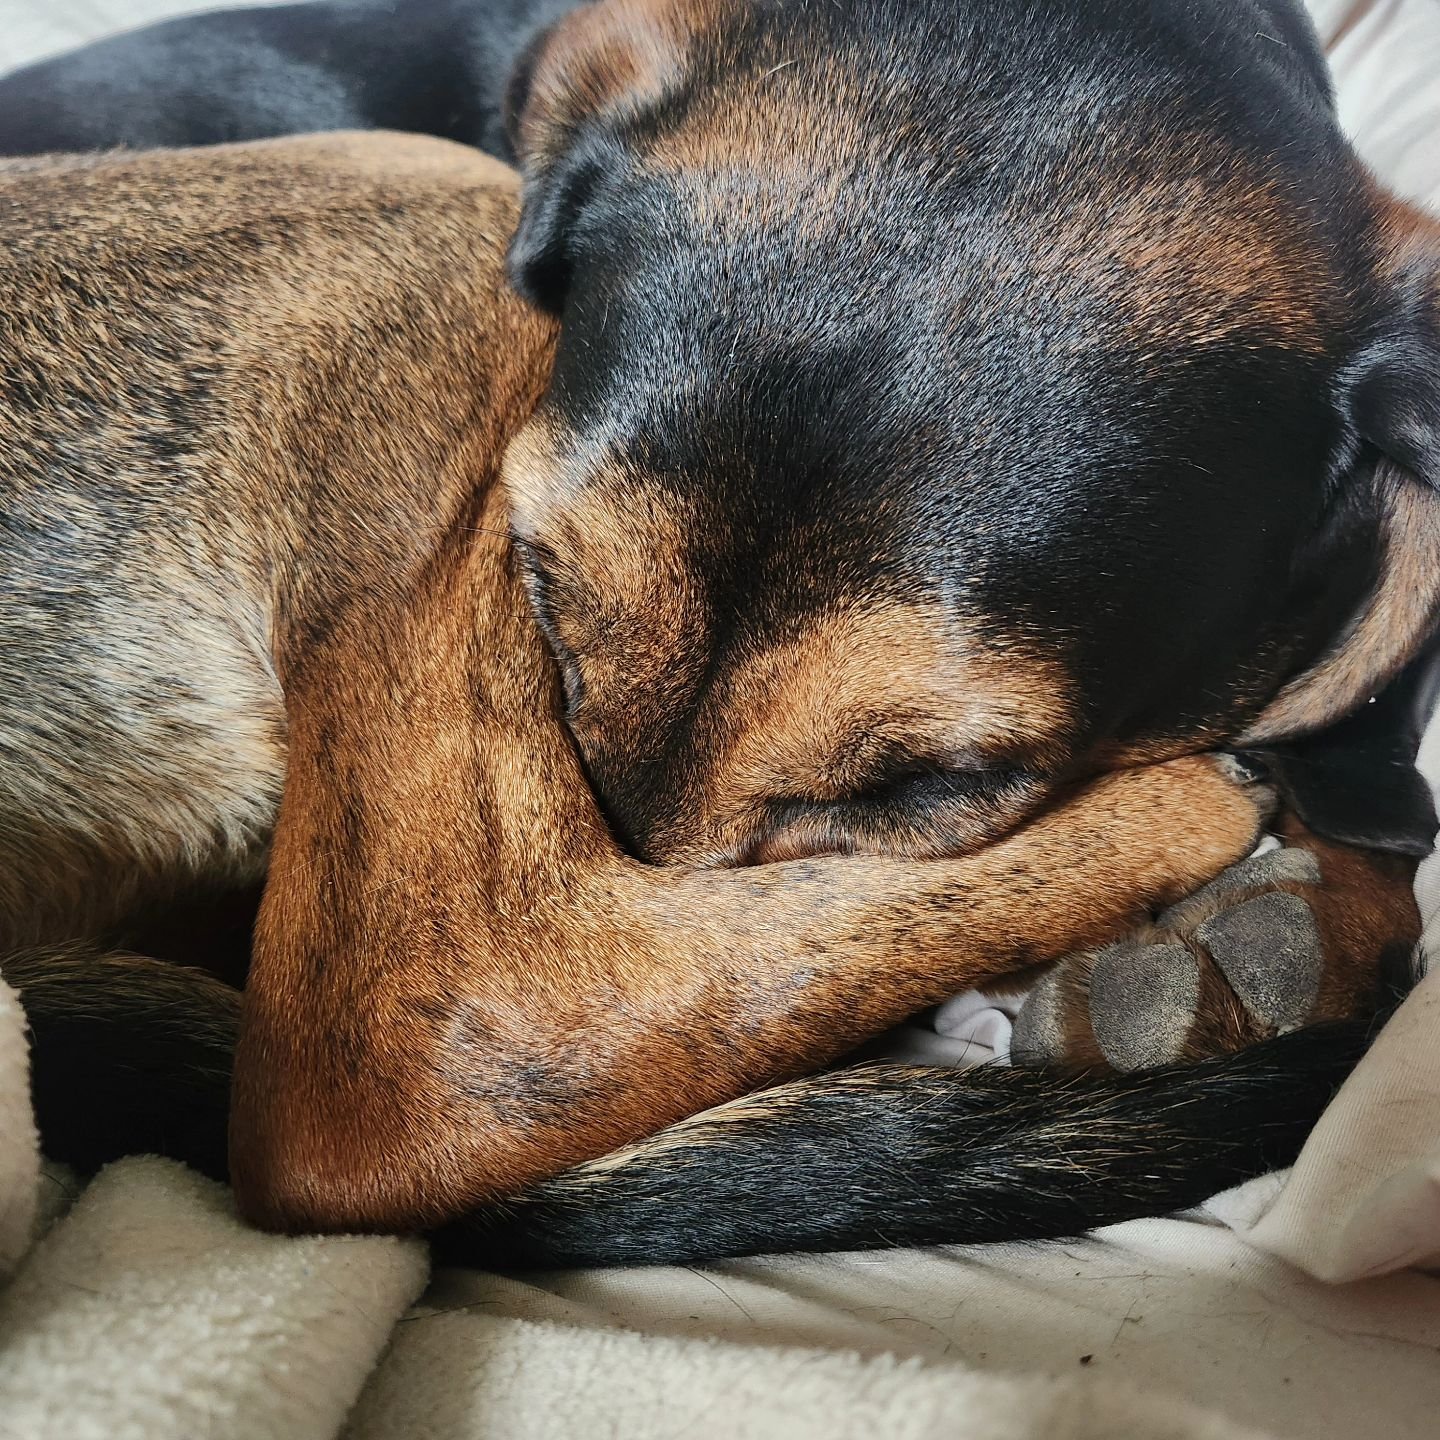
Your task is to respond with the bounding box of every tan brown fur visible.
[1069,170,1324,360]
[0,132,549,948]
[0,135,1279,1235]
[514,0,722,171]
[676,602,1071,863]
[508,437,706,734]
[645,56,868,198]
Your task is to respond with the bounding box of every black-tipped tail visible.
[438,1024,1372,1267]
[4,945,238,1184]
[5,946,1373,1270]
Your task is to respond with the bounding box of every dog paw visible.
[1010,844,1346,1072]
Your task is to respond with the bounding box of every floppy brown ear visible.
[1241,198,1440,747]
[503,0,698,310]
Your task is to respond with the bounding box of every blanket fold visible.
[0,1148,427,1440]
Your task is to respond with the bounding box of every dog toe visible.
[1087,942,1203,1071]
[1009,845,1345,1073]
[1194,890,1323,1034]
[1158,846,1320,927]
[1009,961,1083,1065]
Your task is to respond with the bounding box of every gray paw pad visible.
[1158,847,1321,927]
[1010,964,1073,1065]
[1195,891,1322,1033]
[1089,943,1201,1072]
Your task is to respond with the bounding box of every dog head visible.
[501,0,1440,863]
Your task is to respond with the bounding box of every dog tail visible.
[4,944,237,1185]
[439,1024,1370,1267]
[7,946,1369,1267]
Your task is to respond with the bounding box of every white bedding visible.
[0,3,1438,1437]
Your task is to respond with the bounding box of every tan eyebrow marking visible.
[700,599,1074,819]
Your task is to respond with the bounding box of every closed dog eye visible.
[511,539,589,719]
[742,761,1044,865]
[835,760,1031,814]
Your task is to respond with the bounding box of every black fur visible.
[0,0,573,161]
[1347,260,1440,489]
[1254,650,1440,857]
[5,947,238,1184]
[442,1026,1376,1265]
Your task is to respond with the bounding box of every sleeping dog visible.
[2,132,1284,1256]
[4,0,1440,1262]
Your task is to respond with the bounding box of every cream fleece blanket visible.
[0,1135,1273,1440]
[1,2,1438,1438]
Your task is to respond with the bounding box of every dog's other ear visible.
[1244,647,1439,856]
[1243,199,1440,747]
[1349,202,1440,486]
[503,0,695,312]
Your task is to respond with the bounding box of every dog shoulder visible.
[0,137,555,945]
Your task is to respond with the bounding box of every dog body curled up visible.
[1,133,1297,1258]
[2,0,1439,1265]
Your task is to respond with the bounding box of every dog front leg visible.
[234,512,1269,1234]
